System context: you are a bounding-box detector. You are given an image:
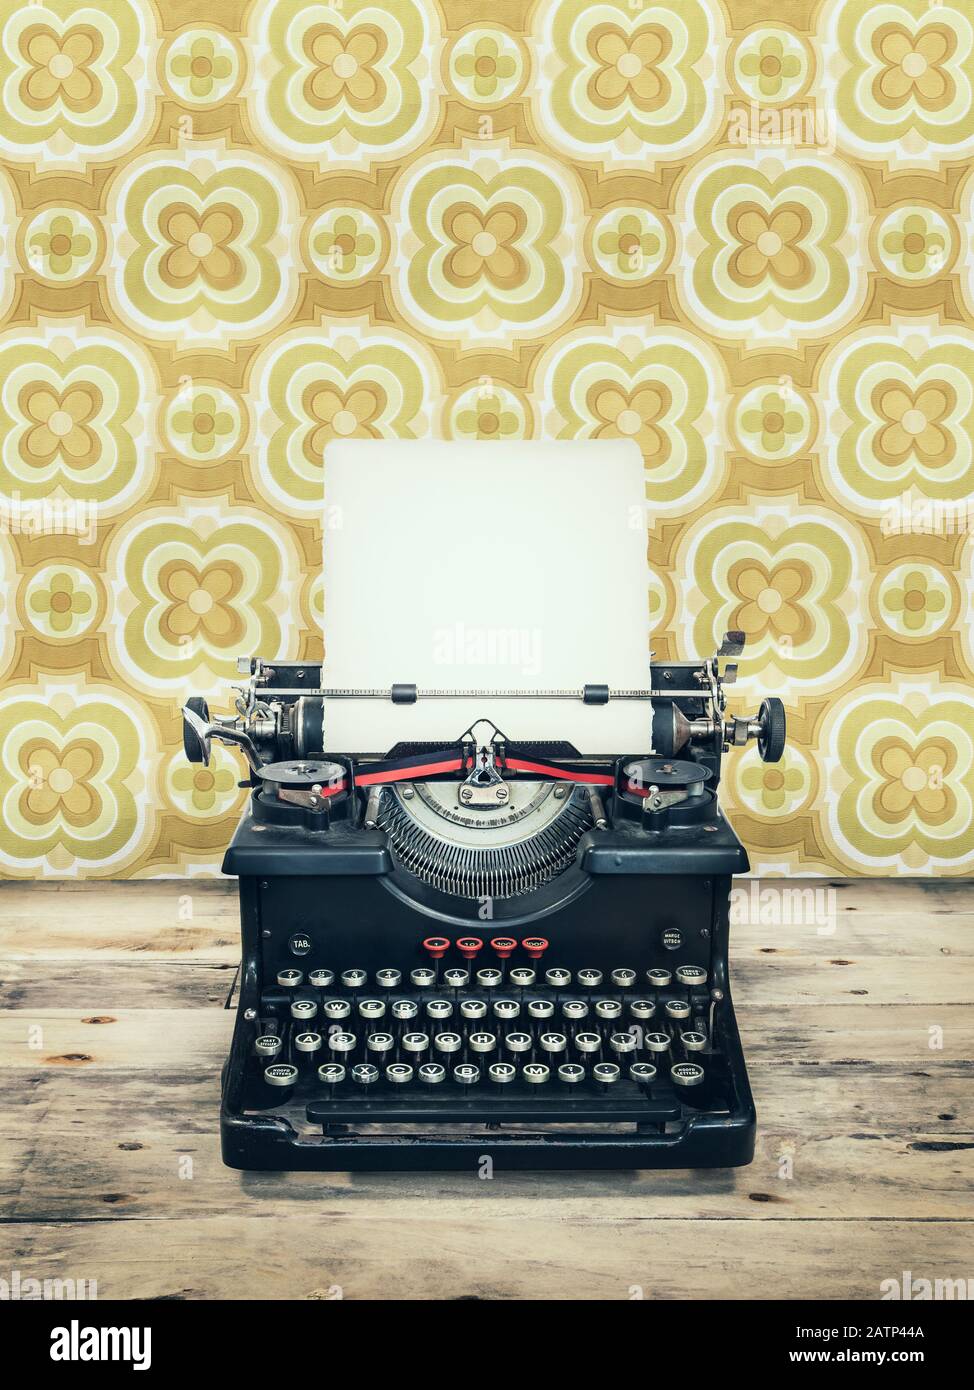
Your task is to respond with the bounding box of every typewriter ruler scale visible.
[180,440,788,1171]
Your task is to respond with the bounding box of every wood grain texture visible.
[0,879,971,1300]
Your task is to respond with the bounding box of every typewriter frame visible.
[199,645,779,1173]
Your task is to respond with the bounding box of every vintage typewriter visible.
[181,637,785,1171]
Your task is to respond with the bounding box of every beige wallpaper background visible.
[0,0,972,878]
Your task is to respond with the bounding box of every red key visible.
[422,936,450,961]
[522,936,549,960]
[490,936,517,960]
[455,936,483,961]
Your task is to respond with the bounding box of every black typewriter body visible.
[183,639,785,1171]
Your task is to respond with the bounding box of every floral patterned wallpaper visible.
[0,0,972,878]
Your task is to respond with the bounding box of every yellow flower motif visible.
[875,740,953,821]
[28,571,93,634]
[883,570,947,633]
[29,215,92,276]
[588,381,672,462]
[872,381,955,468]
[738,36,801,97]
[596,213,660,276]
[730,559,813,645]
[455,392,519,440]
[19,24,102,112]
[872,24,955,111]
[312,214,375,275]
[18,382,102,469]
[170,392,235,455]
[303,25,386,111]
[172,762,236,812]
[728,204,812,289]
[586,24,671,112]
[454,36,516,98]
[23,742,100,825]
[159,561,244,647]
[159,204,243,291]
[740,391,805,453]
[443,204,528,290]
[881,213,946,275]
[741,761,804,812]
[303,383,386,460]
[170,37,232,99]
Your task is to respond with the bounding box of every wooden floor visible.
[0,879,971,1300]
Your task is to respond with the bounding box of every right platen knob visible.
[757,697,786,763]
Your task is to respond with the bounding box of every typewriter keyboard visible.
[244,955,733,1127]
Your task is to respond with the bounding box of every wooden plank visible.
[0,960,238,1011]
[0,1214,969,1300]
[0,1068,969,1224]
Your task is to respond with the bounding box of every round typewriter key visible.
[509,967,535,988]
[562,1000,588,1022]
[630,1061,657,1086]
[577,968,603,989]
[341,969,367,990]
[456,937,483,961]
[308,968,334,989]
[595,999,622,1021]
[352,1062,378,1088]
[295,1031,322,1054]
[367,1031,394,1056]
[476,967,502,988]
[646,968,671,988]
[358,998,385,1021]
[419,1062,446,1086]
[422,937,449,961]
[254,1033,282,1058]
[323,998,351,1021]
[469,1031,497,1055]
[645,1031,672,1053]
[493,998,520,1021]
[426,998,453,1021]
[609,1031,637,1055]
[504,1031,532,1055]
[630,999,656,1020]
[264,1062,298,1088]
[680,1030,707,1052]
[433,1031,462,1055]
[523,1063,550,1085]
[411,967,436,987]
[387,1062,413,1085]
[289,933,312,957]
[676,965,708,988]
[665,998,691,1020]
[277,968,303,988]
[593,1062,620,1087]
[527,999,554,1021]
[574,1031,601,1054]
[558,1063,585,1086]
[490,936,517,960]
[671,1061,705,1087]
[329,1031,357,1055]
[317,1063,345,1086]
[489,1061,516,1086]
[291,998,317,1022]
[392,998,418,1021]
[443,968,469,989]
[402,1031,429,1055]
[540,1031,567,1056]
[521,936,548,961]
[454,1063,480,1087]
[545,967,571,988]
[376,968,402,989]
[611,968,637,988]
[460,998,487,1021]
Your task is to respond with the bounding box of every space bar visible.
[305,1098,682,1124]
